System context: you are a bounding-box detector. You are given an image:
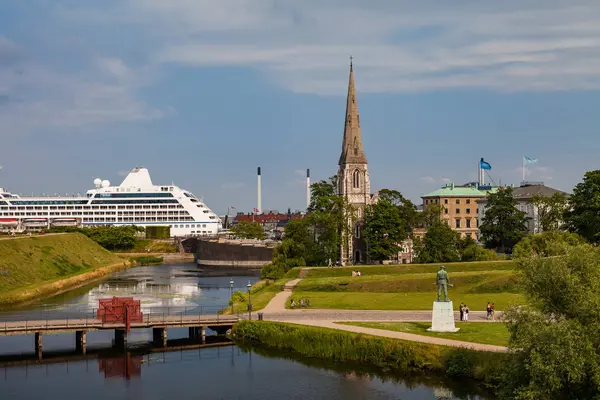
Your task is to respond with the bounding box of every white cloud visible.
[59,0,600,94]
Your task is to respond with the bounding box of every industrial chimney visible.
[306,169,311,210]
[257,167,262,214]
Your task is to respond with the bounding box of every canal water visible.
[0,263,494,399]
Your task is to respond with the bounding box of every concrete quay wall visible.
[195,239,274,268]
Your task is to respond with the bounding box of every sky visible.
[0,1,599,215]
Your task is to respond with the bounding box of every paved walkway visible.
[259,276,507,352]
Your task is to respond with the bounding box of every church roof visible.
[338,59,367,165]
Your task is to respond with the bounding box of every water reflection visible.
[0,343,493,400]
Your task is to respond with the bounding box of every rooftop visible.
[422,183,498,198]
[511,183,569,200]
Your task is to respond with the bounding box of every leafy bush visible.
[512,231,586,259]
[48,226,144,251]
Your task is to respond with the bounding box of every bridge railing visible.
[0,305,242,333]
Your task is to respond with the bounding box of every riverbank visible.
[0,233,131,306]
[232,321,507,390]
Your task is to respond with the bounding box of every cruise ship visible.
[0,167,222,236]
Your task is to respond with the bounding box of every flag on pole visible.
[253,207,260,213]
[230,206,237,211]
[524,156,538,165]
[479,158,492,171]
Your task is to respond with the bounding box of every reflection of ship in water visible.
[85,278,202,311]
[99,353,142,380]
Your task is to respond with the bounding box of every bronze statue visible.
[436,266,453,302]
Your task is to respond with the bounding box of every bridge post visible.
[115,329,127,348]
[201,326,206,344]
[76,330,87,354]
[34,332,42,359]
[153,327,167,347]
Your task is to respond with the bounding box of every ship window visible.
[202,224,206,228]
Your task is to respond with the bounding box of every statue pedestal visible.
[427,301,459,332]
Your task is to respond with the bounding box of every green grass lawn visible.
[303,260,514,278]
[338,321,510,346]
[292,291,523,311]
[291,260,522,311]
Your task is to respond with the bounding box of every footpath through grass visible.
[224,268,302,314]
[338,322,510,347]
[292,260,524,311]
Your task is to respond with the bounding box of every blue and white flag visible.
[480,158,492,170]
[524,156,538,165]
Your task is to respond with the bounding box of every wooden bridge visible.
[0,300,240,359]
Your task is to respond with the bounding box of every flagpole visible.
[522,155,525,184]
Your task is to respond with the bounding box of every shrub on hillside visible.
[512,231,586,259]
[48,226,144,251]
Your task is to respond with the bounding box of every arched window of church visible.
[355,224,360,238]
[353,170,360,188]
[353,137,358,155]
[357,114,360,126]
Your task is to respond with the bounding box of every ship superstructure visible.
[0,168,221,236]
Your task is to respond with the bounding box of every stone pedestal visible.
[427,301,459,332]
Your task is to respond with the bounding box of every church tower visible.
[337,59,371,265]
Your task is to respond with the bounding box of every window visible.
[444,199,448,204]
[466,219,471,228]
[455,208,460,214]
[444,208,448,214]
[355,224,360,238]
[455,219,461,228]
[456,199,460,204]
[466,199,471,204]
[466,208,471,214]
[352,170,360,189]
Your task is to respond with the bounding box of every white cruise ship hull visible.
[0,168,222,237]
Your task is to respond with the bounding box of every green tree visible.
[230,221,264,239]
[564,170,600,244]
[479,187,529,252]
[414,221,461,263]
[415,203,442,228]
[531,192,569,232]
[512,231,586,259]
[363,189,412,263]
[501,245,600,399]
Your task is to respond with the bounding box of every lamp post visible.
[247,281,252,320]
[229,279,234,314]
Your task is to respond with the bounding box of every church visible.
[336,59,378,265]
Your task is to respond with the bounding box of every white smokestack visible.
[306,169,310,210]
[257,167,262,214]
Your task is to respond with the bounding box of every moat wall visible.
[195,239,274,268]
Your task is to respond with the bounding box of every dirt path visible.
[284,319,507,352]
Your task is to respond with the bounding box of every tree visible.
[564,170,600,244]
[415,203,443,229]
[414,221,461,263]
[501,245,600,399]
[230,221,264,239]
[512,231,586,259]
[531,192,569,232]
[479,187,529,252]
[363,190,412,263]
[458,235,499,261]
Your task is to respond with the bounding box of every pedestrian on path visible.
[464,305,469,321]
[459,303,464,321]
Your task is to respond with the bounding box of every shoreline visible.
[0,260,133,307]
[232,320,506,391]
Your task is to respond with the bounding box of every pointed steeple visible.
[338,57,367,165]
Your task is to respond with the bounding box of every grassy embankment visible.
[337,322,509,346]
[223,267,302,314]
[292,260,523,311]
[0,233,129,305]
[233,321,508,390]
[117,239,178,254]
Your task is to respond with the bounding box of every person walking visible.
[464,305,469,321]
[491,303,495,320]
[459,303,465,321]
[486,302,492,320]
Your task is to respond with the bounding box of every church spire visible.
[338,57,367,165]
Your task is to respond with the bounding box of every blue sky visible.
[1,1,599,215]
